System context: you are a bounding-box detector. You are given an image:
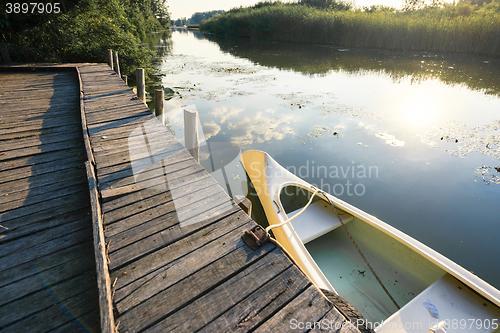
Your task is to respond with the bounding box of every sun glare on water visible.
[400,95,440,128]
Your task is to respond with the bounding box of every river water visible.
[145,29,500,289]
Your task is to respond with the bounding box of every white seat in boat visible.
[376,273,500,333]
[288,201,354,244]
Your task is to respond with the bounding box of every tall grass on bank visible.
[200,2,500,57]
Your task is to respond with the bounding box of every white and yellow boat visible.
[240,150,500,332]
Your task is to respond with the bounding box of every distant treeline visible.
[171,10,226,27]
[200,0,500,57]
[1,0,170,77]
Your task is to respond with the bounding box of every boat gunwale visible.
[244,150,500,309]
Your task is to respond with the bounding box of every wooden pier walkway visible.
[0,69,100,332]
[1,63,367,333]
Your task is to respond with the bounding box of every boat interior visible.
[278,185,500,331]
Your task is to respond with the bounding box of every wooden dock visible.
[1,63,368,332]
[0,69,100,332]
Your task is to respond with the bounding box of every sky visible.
[167,0,406,19]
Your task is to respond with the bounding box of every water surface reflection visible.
[148,30,500,289]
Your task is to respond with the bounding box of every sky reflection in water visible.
[148,29,500,288]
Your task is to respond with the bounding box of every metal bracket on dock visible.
[242,225,269,250]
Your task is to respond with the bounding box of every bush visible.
[1,0,168,77]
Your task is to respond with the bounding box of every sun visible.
[400,97,439,127]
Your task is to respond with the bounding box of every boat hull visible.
[241,150,500,331]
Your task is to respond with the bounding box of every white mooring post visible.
[184,109,199,163]
[113,52,121,77]
[108,49,113,70]
[155,89,164,123]
[136,68,145,104]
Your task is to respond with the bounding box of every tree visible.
[403,0,425,11]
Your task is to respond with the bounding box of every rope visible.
[264,188,324,293]
[263,186,400,311]
[265,188,321,235]
[322,191,401,311]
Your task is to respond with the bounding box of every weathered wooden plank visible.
[77,67,95,166]
[50,308,100,333]
[253,286,339,333]
[0,82,76,94]
[96,146,191,180]
[0,117,80,130]
[111,213,252,299]
[92,129,177,159]
[0,215,89,259]
[0,241,94,289]
[0,92,77,106]
[0,198,89,236]
[95,141,185,176]
[92,133,175,160]
[0,207,89,243]
[0,134,82,153]
[0,188,88,222]
[117,242,279,332]
[0,139,82,161]
[0,154,85,185]
[0,123,81,141]
[85,160,115,333]
[86,109,152,127]
[0,228,92,271]
[84,97,144,114]
[83,92,136,107]
[108,201,239,271]
[90,121,167,148]
[0,173,86,205]
[0,252,92,307]
[102,170,210,221]
[104,180,229,237]
[87,112,155,134]
[0,78,76,88]
[0,147,83,172]
[0,121,79,137]
[0,164,84,191]
[99,155,203,201]
[0,183,87,213]
[1,285,99,333]
[86,116,151,137]
[0,105,79,121]
[141,248,291,333]
[199,266,311,333]
[0,270,96,327]
[85,105,151,124]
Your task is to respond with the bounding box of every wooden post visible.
[155,89,164,123]
[238,197,252,217]
[113,52,121,77]
[0,42,11,64]
[184,109,199,163]
[136,68,145,104]
[107,49,113,70]
[122,75,127,85]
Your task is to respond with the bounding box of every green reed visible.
[200,2,500,57]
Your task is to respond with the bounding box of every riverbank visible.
[200,1,500,57]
